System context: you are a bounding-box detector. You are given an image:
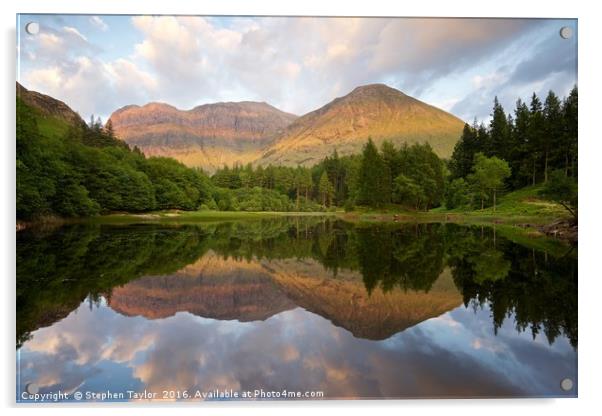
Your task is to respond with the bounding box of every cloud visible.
[122,17,544,115]
[89,16,108,31]
[448,23,577,122]
[18,291,576,400]
[63,26,88,42]
[508,32,577,86]
[20,21,157,120]
[18,16,577,124]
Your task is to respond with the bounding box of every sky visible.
[17,15,577,124]
[18,298,577,401]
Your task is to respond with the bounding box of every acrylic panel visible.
[16,15,578,403]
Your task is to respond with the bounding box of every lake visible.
[16,218,577,401]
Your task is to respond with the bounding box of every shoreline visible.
[17,208,577,245]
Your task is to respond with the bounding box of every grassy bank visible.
[338,185,575,245]
[19,186,574,246]
[340,185,569,225]
[75,210,336,225]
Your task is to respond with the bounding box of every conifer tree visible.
[527,93,545,185]
[318,171,334,207]
[562,86,578,177]
[449,123,478,179]
[543,91,563,182]
[488,97,510,159]
[357,139,390,207]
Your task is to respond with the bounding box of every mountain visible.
[107,83,464,170]
[257,84,465,166]
[108,252,295,322]
[16,82,84,125]
[107,101,298,173]
[266,259,462,340]
[107,253,462,340]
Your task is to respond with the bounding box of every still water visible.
[16,218,577,401]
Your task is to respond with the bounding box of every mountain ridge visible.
[108,99,298,172]
[19,82,465,172]
[107,253,462,341]
[257,83,465,166]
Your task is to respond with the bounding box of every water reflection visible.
[16,219,577,400]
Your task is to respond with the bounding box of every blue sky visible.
[17,15,577,123]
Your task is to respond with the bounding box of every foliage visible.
[445,178,471,209]
[16,98,213,219]
[449,87,578,190]
[18,86,578,219]
[318,171,335,207]
[468,153,511,211]
[447,87,577,213]
[539,170,578,222]
[357,139,391,207]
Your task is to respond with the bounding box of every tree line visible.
[210,140,448,211]
[447,87,577,213]
[17,86,577,219]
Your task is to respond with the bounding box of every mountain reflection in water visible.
[16,218,577,400]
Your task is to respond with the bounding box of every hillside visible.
[17,82,84,127]
[107,252,462,341]
[16,83,215,220]
[108,253,295,321]
[108,101,298,173]
[257,84,465,166]
[106,83,465,170]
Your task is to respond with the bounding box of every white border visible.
[2,1,601,415]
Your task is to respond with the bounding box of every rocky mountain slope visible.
[107,101,297,172]
[257,84,465,166]
[107,83,465,170]
[16,82,84,125]
[108,253,294,321]
[107,252,462,340]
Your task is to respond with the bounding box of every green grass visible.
[55,187,573,246]
[436,185,569,225]
[337,185,574,244]
[77,210,336,225]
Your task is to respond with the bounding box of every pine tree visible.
[476,122,490,157]
[488,97,510,159]
[381,141,400,201]
[527,93,545,185]
[357,139,390,207]
[543,91,563,182]
[562,86,578,177]
[105,119,115,139]
[449,123,478,179]
[323,149,346,205]
[509,98,530,188]
[318,171,334,207]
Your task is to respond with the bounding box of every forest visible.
[16,87,577,220]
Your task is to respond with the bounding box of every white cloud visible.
[89,16,108,31]
[63,26,88,42]
[26,66,63,90]
[18,16,576,122]
[472,72,509,89]
[37,32,63,52]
